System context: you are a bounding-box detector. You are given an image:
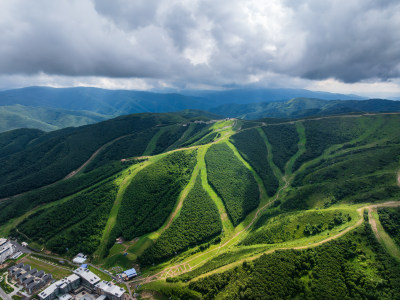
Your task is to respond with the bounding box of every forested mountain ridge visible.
[2,86,398,133]
[0,104,110,133]
[0,87,364,115]
[211,97,400,119]
[1,110,400,299]
[0,110,220,199]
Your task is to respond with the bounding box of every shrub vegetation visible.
[187,224,400,299]
[112,150,197,241]
[378,207,400,247]
[14,181,118,255]
[139,176,222,265]
[262,123,299,172]
[205,143,260,226]
[231,129,278,196]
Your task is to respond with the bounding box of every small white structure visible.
[0,238,16,264]
[72,253,87,264]
[21,242,28,247]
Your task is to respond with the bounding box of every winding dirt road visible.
[131,200,400,285]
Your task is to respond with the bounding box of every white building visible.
[38,274,80,300]
[72,253,87,264]
[73,267,100,289]
[95,281,125,300]
[0,238,16,264]
[39,267,123,300]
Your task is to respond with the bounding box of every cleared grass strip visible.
[199,145,234,236]
[256,128,284,185]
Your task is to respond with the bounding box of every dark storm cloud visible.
[0,0,399,85]
[280,0,400,82]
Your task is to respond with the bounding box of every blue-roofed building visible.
[81,264,88,268]
[122,268,137,281]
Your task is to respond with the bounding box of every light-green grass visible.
[370,209,400,261]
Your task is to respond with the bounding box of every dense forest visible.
[0,160,127,226]
[140,176,222,265]
[262,123,299,172]
[179,123,213,148]
[231,129,279,196]
[378,207,400,247]
[111,150,197,241]
[293,117,365,171]
[1,111,400,300]
[0,112,208,198]
[205,143,260,226]
[185,224,400,299]
[14,181,118,255]
[152,124,188,154]
[84,128,158,172]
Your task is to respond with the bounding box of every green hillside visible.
[0,111,217,199]
[1,111,400,299]
[212,98,400,119]
[0,104,109,132]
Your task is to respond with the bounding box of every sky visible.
[0,0,400,98]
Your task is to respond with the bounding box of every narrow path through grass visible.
[198,145,234,235]
[369,205,400,261]
[256,128,284,185]
[93,160,154,260]
[285,122,306,176]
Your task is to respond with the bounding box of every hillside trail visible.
[0,134,133,203]
[131,123,302,284]
[134,200,400,285]
[163,162,201,231]
[63,134,132,179]
[131,166,292,285]
[367,201,400,260]
[251,112,400,132]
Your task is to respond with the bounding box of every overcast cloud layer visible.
[0,0,400,96]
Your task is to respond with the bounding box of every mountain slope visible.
[1,111,400,299]
[0,110,219,199]
[0,104,109,132]
[212,98,400,119]
[0,86,207,115]
[183,87,365,103]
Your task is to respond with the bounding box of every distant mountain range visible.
[0,104,109,132]
[210,98,400,119]
[1,86,398,132]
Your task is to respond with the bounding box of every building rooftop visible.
[73,257,87,264]
[0,247,10,255]
[73,267,100,285]
[58,294,72,300]
[95,280,125,297]
[66,273,80,282]
[27,281,38,289]
[0,238,7,246]
[123,268,137,277]
[36,270,45,278]
[39,282,59,299]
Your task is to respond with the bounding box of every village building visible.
[0,238,16,264]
